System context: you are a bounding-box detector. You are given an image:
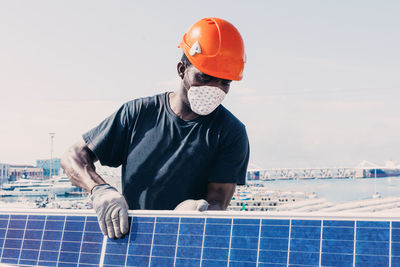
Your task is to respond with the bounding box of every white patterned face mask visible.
[187,86,226,115]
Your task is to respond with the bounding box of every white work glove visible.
[174,199,209,211]
[90,184,129,239]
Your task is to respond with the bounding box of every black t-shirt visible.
[83,92,249,210]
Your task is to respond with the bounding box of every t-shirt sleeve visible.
[208,126,250,185]
[82,103,132,167]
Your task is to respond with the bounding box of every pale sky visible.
[1,1,399,168]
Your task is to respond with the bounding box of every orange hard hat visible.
[179,17,245,81]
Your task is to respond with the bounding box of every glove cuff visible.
[90,183,114,199]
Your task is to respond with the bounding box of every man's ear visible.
[177,62,186,79]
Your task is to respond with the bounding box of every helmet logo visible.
[189,41,202,56]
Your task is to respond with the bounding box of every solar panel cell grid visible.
[355,221,390,267]
[1,212,400,266]
[321,221,354,267]
[0,214,103,267]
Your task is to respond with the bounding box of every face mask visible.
[187,86,226,115]
[183,69,226,116]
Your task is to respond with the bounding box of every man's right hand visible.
[174,199,209,211]
[90,184,129,239]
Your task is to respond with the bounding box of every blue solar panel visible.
[0,211,399,266]
[0,213,103,266]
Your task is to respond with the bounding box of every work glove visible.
[90,184,129,239]
[174,199,209,211]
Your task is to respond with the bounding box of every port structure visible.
[247,167,357,181]
[247,160,400,181]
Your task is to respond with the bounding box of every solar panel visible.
[0,213,103,266]
[0,210,399,266]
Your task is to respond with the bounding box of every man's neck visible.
[168,91,199,121]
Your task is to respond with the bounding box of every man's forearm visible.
[206,182,236,210]
[62,141,128,239]
[61,140,106,192]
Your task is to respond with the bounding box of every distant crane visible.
[49,133,55,178]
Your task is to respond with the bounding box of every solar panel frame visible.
[0,209,400,267]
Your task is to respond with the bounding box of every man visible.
[61,17,249,239]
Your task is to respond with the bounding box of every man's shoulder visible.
[215,105,246,133]
[125,92,166,107]
[122,92,167,113]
